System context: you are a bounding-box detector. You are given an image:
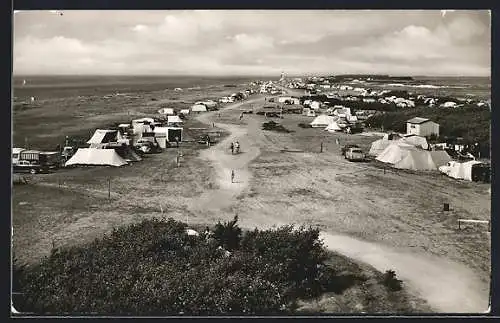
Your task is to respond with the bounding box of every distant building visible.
[406,117,439,137]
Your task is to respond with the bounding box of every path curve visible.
[194,97,489,313]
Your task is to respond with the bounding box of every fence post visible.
[108,177,111,200]
[320,142,323,153]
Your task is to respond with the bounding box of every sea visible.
[12,75,273,101]
[12,75,491,101]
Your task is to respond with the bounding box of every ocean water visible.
[12,75,271,100]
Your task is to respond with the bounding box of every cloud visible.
[13,10,491,76]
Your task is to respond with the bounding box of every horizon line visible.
[12,73,491,78]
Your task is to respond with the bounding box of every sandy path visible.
[192,96,490,313]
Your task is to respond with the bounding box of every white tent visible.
[195,100,217,108]
[394,150,451,171]
[400,135,429,150]
[132,117,154,124]
[179,109,190,115]
[191,104,207,113]
[65,148,127,167]
[310,101,321,110]
[87,129,126,148]
[376,142,417,164]
[325,121,342,132]
[167,115,183,126]
[439,160,483,181]
[158,108,174,115]
[310,115,336,128]
[369,138,392,156]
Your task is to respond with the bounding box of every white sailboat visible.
[22,79,26,86]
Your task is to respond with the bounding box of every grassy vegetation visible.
[13,216,413,315]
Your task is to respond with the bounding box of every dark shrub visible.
[212,215,242,251]
[14,218,363,315]
[381,269,403,291]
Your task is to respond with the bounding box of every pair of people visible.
[230,141,240,155]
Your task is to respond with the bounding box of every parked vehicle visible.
[134,138,160,154]
[345,147,366,162]
[19,150,61,169]
[12,148,26,165]
[13,160,49,174]
[341,144,360,157]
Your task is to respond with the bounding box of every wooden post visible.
[320,142,323,153]
[107,178,111,200]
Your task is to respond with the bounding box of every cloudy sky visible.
[13,10,490,76]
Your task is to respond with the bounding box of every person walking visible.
[230,142,234,155]
[231,170,235,183]
[239,113,243,121]
[234,141,240,154]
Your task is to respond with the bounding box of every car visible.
[13,160,49,174]
[345,147,366,162]
[134,139,159,154]
[341,144,360,157]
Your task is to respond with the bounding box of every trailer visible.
[19,150,61,169]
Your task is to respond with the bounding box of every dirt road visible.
[194,98,490,313]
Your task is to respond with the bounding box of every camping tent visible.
[310,115,336,128]
[87,129,126,148]
[439,160,483,181]
[196,100,217,108]
[65,148,127,167]
[158,108,174,115]
[394,150,451,171]
[375,142,417,164]
[111,145,142,162]
[167,115,183,127]
[191,104,207,113]
[325,121,342,132]
[400,135,429,150]
[179,109,190,115]
[369,138,392,156]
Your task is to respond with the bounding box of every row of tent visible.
[369,133,490,181]
[309,114,359,132]
[65,116,185,167]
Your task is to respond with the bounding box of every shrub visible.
[381,270,403,291]
[14,218,360,315]
[212,215,242,251]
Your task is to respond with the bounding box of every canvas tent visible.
[394,150,451,171]
[180,109,190,115]
[375,142,417,164]
[369,133,408,156]
[87,129,127,148]
[400,135,429,150]
[191,104,207,113]
[65,148,127,167]
[109,145,142,162]
[158,108,174,115]
[310,115,336,128]
[439,160,483,181]
[325,121,342,132]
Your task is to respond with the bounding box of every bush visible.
[212,216,242,251]
[381,270,403,291]
[15,218,347,315]
[262,121,293,133]
[298,123,312,128]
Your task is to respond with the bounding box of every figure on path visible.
[234,141,240,154]
[230,142,234,155]
[239,113,243,121]
[231,170,235,183]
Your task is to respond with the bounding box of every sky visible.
[13,10,491,77]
